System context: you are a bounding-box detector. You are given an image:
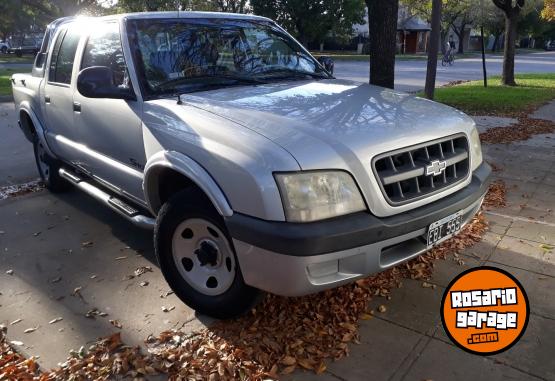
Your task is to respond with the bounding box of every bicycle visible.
[442,50,455,66]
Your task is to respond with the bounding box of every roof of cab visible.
[50,11,272,29]
[117,11,271,21]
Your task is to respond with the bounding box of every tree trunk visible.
[502,14,518,86]
[458,28,465,54]
[424,0,442,100]
[366,0,399,89]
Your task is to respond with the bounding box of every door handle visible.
[73,102,81,112]
[44,95,51,103]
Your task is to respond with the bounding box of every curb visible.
[0,95,13,103]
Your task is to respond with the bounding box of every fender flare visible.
[143,150,233,217]
[18,101,57,158]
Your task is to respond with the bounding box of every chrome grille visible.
[372,135,470,205]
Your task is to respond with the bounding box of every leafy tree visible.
[402,0,480,54]
[542,0,555,20]
[251,0,365,47]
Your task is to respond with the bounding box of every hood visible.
[182,79,475,170]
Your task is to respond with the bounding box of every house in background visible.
[397,17,431,54]
[353,5,431,54]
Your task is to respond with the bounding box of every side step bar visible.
[59,168,155,230]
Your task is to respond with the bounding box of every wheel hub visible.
[195,240,219,267]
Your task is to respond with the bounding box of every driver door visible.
[73,21,145,202]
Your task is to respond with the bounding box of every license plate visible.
[427,211,463,249]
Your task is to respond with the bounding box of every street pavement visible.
[333,51,555,92]
[0,102,37,186]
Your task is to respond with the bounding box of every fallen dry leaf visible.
[134,266,153,277]
[49,317,63,324]
[480,117,555,144]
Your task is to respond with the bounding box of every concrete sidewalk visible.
[0,102,37,186]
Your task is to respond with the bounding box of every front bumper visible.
[226,162,492,296]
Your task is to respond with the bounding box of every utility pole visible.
[424,0,442,99]
[481,0,488,87]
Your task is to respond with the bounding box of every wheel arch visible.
[144,151,233,217]
[17,102,57,157]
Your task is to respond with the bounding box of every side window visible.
[49,28,80,84]
[82,23,128,87]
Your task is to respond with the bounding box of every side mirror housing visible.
[317,56,334,75]
[77,66,135,100]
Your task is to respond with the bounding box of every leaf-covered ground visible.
[1,205,497,380]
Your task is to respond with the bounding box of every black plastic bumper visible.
[225,162,492,257]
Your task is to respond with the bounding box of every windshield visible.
[127,18,331,96]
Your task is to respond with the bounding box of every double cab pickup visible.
[12,12,491,318]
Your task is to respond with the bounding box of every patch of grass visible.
[0,55,34,64]
[0,68,16,96]
[431,73,555,115]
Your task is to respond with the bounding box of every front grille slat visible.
[373,135,470,205]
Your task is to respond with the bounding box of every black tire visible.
[0,46,6,54]
[154,188,260,319]
[33,139,71,192]
[441,58,448,66]
[15,50,22,57]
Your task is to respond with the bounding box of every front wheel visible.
[33,139,71,192]
[154,188,260,319]
[441,57,448,66]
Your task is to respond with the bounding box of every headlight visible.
[275,171,366,222]
[469,127,483,170]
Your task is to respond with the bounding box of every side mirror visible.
[317,56,334,75]
[77,66,135,100]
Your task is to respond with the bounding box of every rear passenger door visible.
[73,21,145,203]
[43,26,82,161]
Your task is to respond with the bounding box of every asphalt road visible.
[334,51,555,92]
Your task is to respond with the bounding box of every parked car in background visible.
[0,40,10,54]
[11,12,491,319]
[8,37,41,57]
[545,40,555,51]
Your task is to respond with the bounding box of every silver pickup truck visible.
[12,12,491,319]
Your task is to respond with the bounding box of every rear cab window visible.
[48,27,81,85]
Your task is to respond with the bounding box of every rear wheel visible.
[0,46,7,54]
[33,139,70,192]
[154,188,260,319]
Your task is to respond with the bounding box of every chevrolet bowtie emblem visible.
[426,160,447,176]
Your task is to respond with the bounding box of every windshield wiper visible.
[155,74,266,92]
[256,68,331,80]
